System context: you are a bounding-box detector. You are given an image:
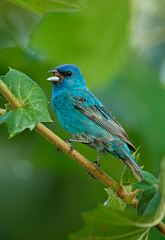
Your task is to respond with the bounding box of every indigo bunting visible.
[47,64,143,181]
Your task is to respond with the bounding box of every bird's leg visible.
[57,146,61,153]
[57,138,90,152]
[64,138,91,151]
[64,139,74,151]
[85,150,106,179]
[85,169,96,179]
[94,150,106,168]
[65,138,90,144]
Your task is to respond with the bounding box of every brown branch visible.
[156,222,165,236]
[0,108,6,115]
[0,80,23,108]
[0,80,164,236]
[0,80,120,193]
[36,123,120,192]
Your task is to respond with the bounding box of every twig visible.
[0,80,120,193]
[156,222,165,236]
[0,80,23,108]
[0,108,6,115]
[0,80,164,235]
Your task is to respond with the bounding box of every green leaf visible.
[0,1,40,49]
[153,157,165,224]
[70,159,165,240]
[8,0,85,16]
[0,68,52,137]
[104,188,126,211]
[0,0,84,50]
[139,191,160,216]
[141,171,159,186]
[133,158,165,227]
[0,111,11,125]
[132,170,159,216]
[120,165,138,186]
[70,207,150,240]
[137,188,160,216]
[133,170,159,193]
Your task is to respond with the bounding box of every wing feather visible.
[73,95,135,151]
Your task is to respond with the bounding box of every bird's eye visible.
[66,71,72,77]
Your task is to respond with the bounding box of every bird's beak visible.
[47,69,63,82]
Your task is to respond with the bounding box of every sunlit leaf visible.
[0,68,51,137]
[104,188,126,211]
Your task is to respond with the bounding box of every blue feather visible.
[49,64,143,181]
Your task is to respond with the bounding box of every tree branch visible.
[0,79,164,235]
[0,80,120,194]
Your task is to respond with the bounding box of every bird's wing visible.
[72,90,135,151]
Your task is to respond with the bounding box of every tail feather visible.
[105,140,143,181]
[122,150,143,181]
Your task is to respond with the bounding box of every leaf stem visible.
[0,81,164,235]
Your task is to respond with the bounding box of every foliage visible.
[104,188,126,211]
[0,1,165,240]
[70,158,165,240]
[0,0,84,50]
[0,68,165,240]
[0,68,51,137]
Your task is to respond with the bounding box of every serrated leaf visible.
[0,68,52,137]
[70,159,165,240]
[104,188,126,211]
[137,188,160,216]
[132,170,159,216]
[70,206,150,240]
[133,158,165,227]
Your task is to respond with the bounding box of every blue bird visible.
[47,64,143,181]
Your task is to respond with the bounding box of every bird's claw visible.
[64,139,74,151]
[85,169,96,179]
[57,146,61,153]
[94,160,100,168]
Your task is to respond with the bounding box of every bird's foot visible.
[57,146,62,153]
[64,139,74,151]
[85,169,96,179]
[94,150,105,168]
[94,160,100,168]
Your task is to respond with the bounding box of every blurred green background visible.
[0,0,165,239]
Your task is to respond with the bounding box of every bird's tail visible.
[106,142,143,181]
[121,149,143,181]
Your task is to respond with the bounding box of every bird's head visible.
[47,64,86,90]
